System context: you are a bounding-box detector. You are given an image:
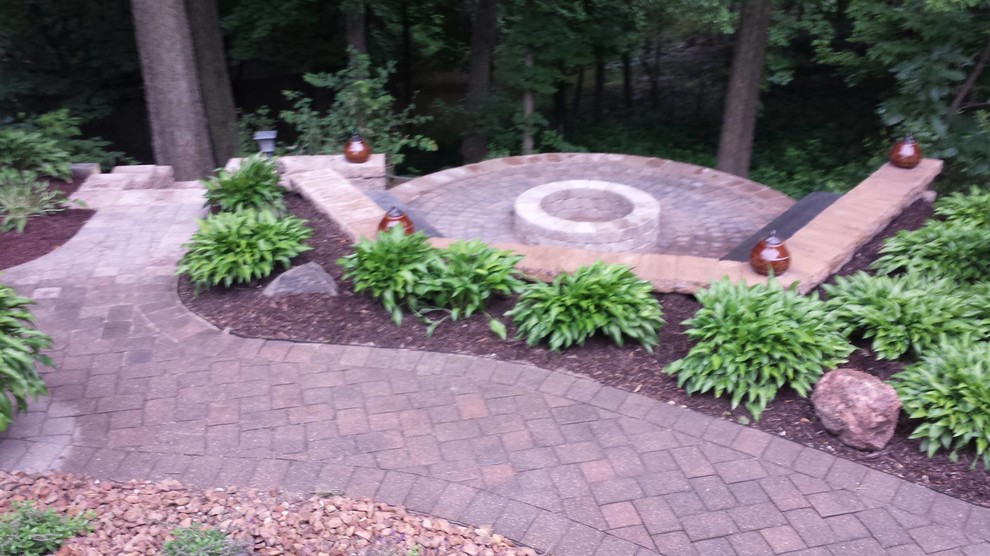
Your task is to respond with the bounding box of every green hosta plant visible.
[336,227,443,326]
[176,210,311,294]
[0,170,78,233]
[965,281,990,322]
[824,272,990,359]
[0,501,89,556]
[202,155,284,213]
[665,278,853,421]
[163,525,247,556]
[890,339,990,469]
[871,218,990,283]
[417,240,525,338]
[933,185,990,226]
[0,128,71,181]
[0,282,53,432]
[506,261,664,352]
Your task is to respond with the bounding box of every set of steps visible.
[77,165,176,191]
[70,164,204,209]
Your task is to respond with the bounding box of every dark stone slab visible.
[721,191,841,262]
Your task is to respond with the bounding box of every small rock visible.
[262,262,338,298]
[811,368,901,451]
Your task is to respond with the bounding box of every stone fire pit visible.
[514,180,661,252]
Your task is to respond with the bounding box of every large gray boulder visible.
[811,368,901,451]
[262,262,338,298]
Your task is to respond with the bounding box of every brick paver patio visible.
[0,179,988,555]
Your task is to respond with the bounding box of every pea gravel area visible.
[0,471,531,555]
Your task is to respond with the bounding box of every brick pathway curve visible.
[1,185,989,555]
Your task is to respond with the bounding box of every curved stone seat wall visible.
[281,153,942,295]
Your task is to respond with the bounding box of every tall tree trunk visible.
[572,69,584,118]
[522,52,535,154]
[553,82,568,130]
[593,57,605,122]
[460,0,498,164]
[716,0,771,178]
[646,38,661,108]
[185,0,238,166]
[345,1,367,57]
[949,36,990,117]
[400,0,413,108]
[622,52,633,115]
[130,0,214,180]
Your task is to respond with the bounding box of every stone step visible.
[76,173,134,191]
[111,165,175,189]
[70,162,102,180]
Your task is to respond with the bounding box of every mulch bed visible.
[0,177,95,271]
[177,192,990,508]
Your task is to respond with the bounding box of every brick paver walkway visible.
[1,184,988,555]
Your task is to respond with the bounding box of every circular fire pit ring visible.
[514,180,661,252]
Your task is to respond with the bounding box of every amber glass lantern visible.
[344,133,371,163]
[889,133,922,169]
[378,207,414,235]
[749,230,791,276]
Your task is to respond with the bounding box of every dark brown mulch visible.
[176,192,982,508]
[0,177,95,271]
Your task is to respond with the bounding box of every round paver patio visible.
[390,154,795,258]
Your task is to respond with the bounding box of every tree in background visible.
[495,0,593,154]
[130,0,214,179]
[343,0,368,58]
[186,0,239,165]
[220,0,346,72]
[460,0,499,163]
[816,0,990,183]
[716,0,772,177]
[0,0,140,121]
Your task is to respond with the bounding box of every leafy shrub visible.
[933,185,990,226]
[202,155,285,213]
[176,210,311,294]
[163,526,247,556]
[665,278,853,421]
[871,218,990,283]
[506,261,664,352]
[964,281,990,322]
[417,240,525,337]
[14,109,129,170]
[336,227,442,326]
[890,340,990,468]
[280,50,436,171]
[824,272,989,359]
[0,128,71,180]
[0,501,89,556]
[0,283,52,432]
[0,169,78,233]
